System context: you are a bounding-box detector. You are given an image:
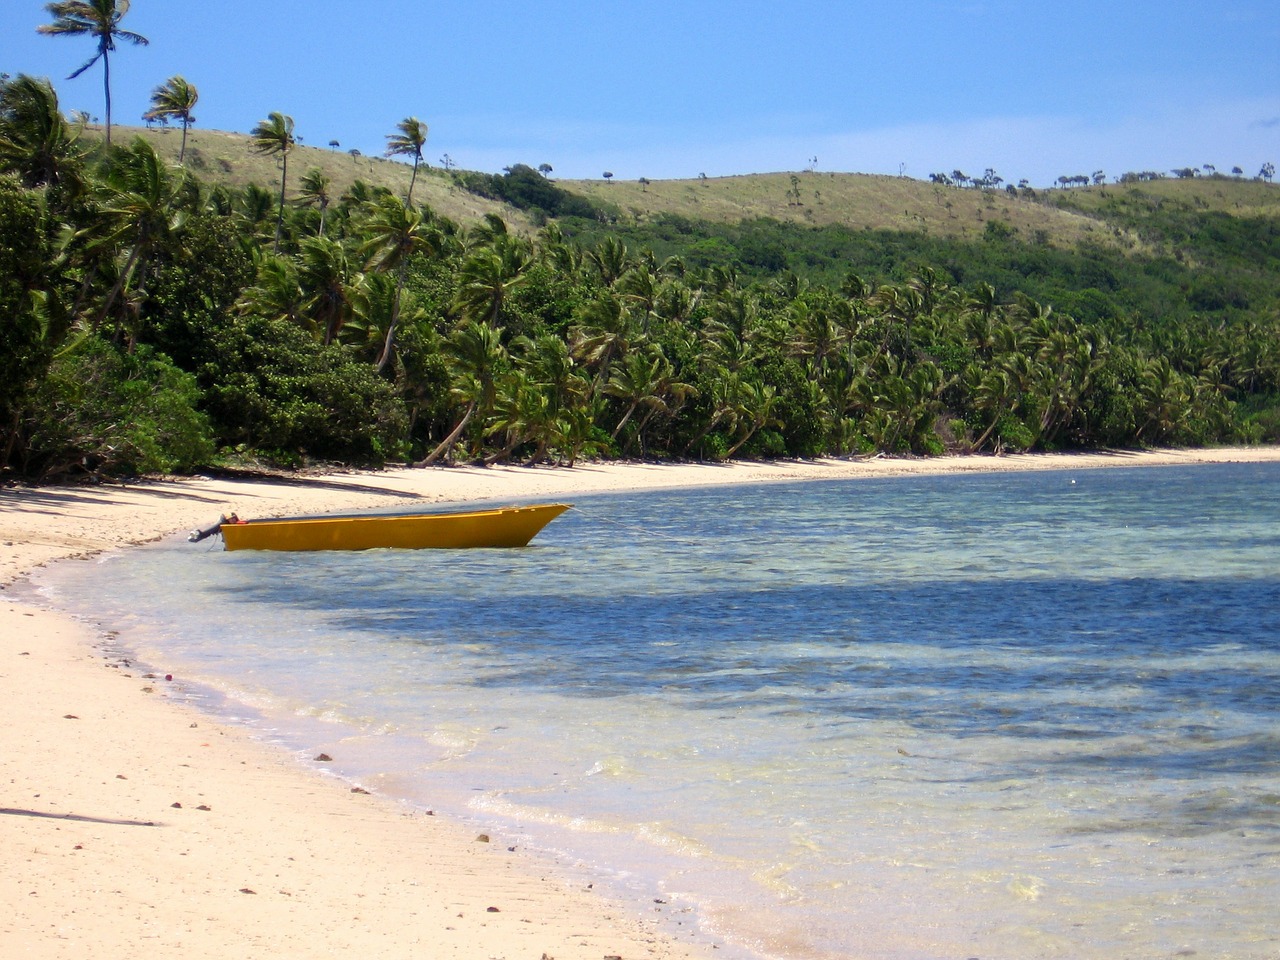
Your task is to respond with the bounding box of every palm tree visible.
[0,74,84,198]
[602,347,692,456]
[603,349,671,442]
[143,75,198,163]
[682,368,740,458]
[786,297,844,382]
[81,137,186,344]
[511,334,589,451]
[37,1,149,148]
[250,112,296,253]
[236,254,304,329]
[485,367,563,465]
[455,237,531,326]
[724,381,780,458]
[587,236,632,286]
[360,195,439,372]
[418,321,508,465]
[970,368,1017,451]
[569,293,639,397]
[344,270,425,362]
[385,117,427,204]
[296,168,333,236]
[296,236,359,345]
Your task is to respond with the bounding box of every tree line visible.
[3,72,1279,480]
[3,0,1278,478]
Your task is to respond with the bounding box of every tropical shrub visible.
[21,337,213,478]
[197,313,407,464]
[0,178,52,452]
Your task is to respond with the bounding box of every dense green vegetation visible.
[2,67,1278,480]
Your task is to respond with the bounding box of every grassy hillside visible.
[91,124,542,232]
[98,125,1124,250]
[1046,175,1280,217]
[557,171,1139,249]
[99,124,1278,264]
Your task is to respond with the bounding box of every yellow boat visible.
[190,503,571,552]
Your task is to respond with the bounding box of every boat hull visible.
[218,503,571,552]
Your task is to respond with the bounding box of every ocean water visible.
[32,462,1280,960]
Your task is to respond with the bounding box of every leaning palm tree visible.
[249,111,296,253]
[38,0,149,148]
[143,75,198,163]
[385,117,428,204]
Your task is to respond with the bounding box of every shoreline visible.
[4,447,1278,959]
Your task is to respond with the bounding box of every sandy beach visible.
[3,447,1278,959]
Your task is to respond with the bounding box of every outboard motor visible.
[188,513,238,543]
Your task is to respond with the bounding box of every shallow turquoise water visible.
[35,463,1280,959]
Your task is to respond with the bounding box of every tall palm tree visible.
[385,117,427,204]
[38,1,149,148]
[250,111,295,253]
[143,75,198,163]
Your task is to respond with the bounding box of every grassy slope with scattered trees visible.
[119,124,544,234]
[3,75,1278,480]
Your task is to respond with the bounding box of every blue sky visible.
[3,0,1278,186]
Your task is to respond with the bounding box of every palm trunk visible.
[634,405,663,458]
[102,46,112,147]
[273,151,288,254]
[973,416,1001,452]
[526,437,549,466]
[724,425,759,459]
[482,430,522,465]
[417,402,476,466]
[1,407,22,474]
[98,243,144,333]
[683,418,719,455]
[610,401,641,440]
[179,119,189,164]
[375,260,408,373]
